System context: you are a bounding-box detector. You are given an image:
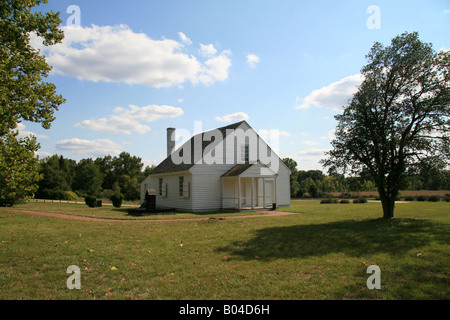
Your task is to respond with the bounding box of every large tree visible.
[72,159,104,197]
[321,32,450,219]
[0,0,65,204]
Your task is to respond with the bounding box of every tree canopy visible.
[321,32,450,219]
[0,0,65,205]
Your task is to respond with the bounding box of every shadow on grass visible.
[122,208,241,217]
[216,218,449,261]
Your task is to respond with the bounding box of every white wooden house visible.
[140,121,291,211]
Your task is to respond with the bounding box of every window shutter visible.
[183,181,190,198]
[162,182,167,197]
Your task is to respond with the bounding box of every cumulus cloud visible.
[55,138,122,157]
[178,32,192,45]
[258,129,290,138]
[31,25,232,88]
[16,123,50,140]
[296,148,329,156]
[75,104,184,135]
[302,140,320,146]
[296,74,364,111]
[215,112,249,123]
[246,54,260,68]
[199,43,218,57]
[196,50,232,85]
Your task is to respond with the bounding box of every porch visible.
[221,162,278,211]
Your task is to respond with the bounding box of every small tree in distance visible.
[321,32,450,219]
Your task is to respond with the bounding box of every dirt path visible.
[9,209,299,222]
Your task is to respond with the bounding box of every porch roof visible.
[221,163,253,177]
[221,161,277,178]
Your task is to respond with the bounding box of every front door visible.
[242,179,252,206]
[264,180,274,206]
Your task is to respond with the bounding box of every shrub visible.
[405,196,416,201]
[320,198,338,204]
[353,197,368,204]
[427,195,441,202]
[64,191,79,201]
[85,195,97,208]
[339,199,350,204]
[416,195,427,201]
[110,193,124,208]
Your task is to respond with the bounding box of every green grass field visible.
[0,200,448,300]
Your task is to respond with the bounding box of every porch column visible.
[274,175,278,209]
[262,177,266,209]
[251,177,254,210]
[237,176,241,211]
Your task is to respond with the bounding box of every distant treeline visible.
[35,154,449,201]
[282,158,450,198]
[35,153,154,201]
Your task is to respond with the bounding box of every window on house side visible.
[241,144,249,163]
[179,176,184,197]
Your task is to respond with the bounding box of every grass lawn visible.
[0,199,448,300]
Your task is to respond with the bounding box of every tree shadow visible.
[216,218,449,261]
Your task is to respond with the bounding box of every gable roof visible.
[150,120,247,175]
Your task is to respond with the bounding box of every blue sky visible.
[22,0,450,171]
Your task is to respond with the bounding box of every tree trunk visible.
[380,195,395,219]
[377,183,398,219]
[381,198,395,219]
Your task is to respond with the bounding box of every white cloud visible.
[296,148,329,156]
[178,32,192,45]
[296,74,364,111]
[143,156,165,168]
[199,43,218,57]
[31,25,232,88]
[215,112,249,123]
[321,129,336,140]
[55,138,122,157]
[196,51,232,85]
[302,140,320,146]
[247,54,260,68]
[258,129,290,138]
[75,104,184,135]
[16,123,50,140]
[290,148,331,171]
[75,116,150,135]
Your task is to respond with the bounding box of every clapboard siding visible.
[141,172,192,210]
[190,164,234,211]
[275,158,291,206]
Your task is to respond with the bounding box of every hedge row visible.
[320,198,366,204]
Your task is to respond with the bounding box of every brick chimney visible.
[167,127,176,157]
